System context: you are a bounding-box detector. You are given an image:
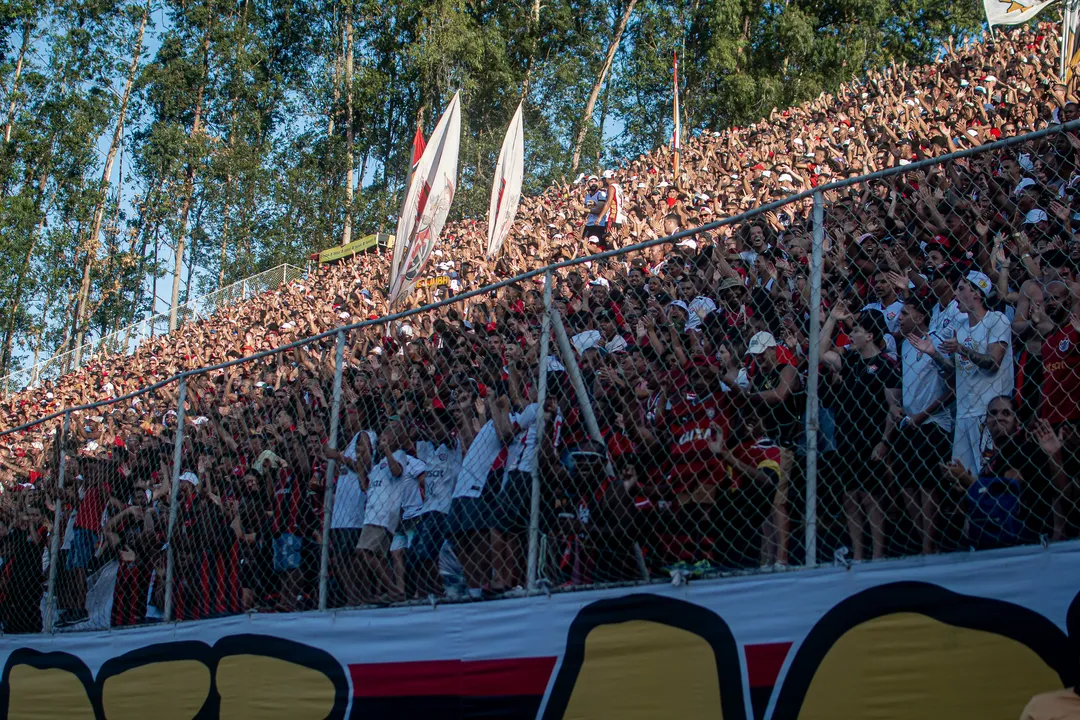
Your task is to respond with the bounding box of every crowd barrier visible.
[2,121,1080,635]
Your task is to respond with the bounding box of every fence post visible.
[162,378,189,623]
[526,271,553,592]
[804,191,825,568]
[318,330,347,611]
[43,412,70,633]
[550,307,649,581]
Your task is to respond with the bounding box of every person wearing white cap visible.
[727,330,801,566]
[917,270,1013,475]
[1023,208,1049,226]
[582,174,609,246]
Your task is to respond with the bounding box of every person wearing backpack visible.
[941,395,1067,549]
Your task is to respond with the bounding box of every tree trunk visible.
[219,171,232,287]
[341,2,355,246]
[72,0,150,366]
[219,0,249,288]
[169,15,212,332]
[0,151,53,374]
[3,22,32,144]
[184,205,203,305]
[569,0,637,174]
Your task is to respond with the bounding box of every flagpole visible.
[1062,0,1069,83]
[673,51,680,181]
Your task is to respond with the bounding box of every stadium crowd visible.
[0,23,1079,632]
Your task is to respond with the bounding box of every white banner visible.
[984,0,1058,26]
[2,542,1079,719]
[486,102,525,260]
[1064,0,1080,81]
[388,92,461,307]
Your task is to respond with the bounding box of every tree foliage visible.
[0,0,982,376]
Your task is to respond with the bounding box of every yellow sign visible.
[318,234,394,264]
[416,275,450,289]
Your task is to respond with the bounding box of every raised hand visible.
[1032,419,1063,457]
[706,422,726,455]
[906,333,937,356]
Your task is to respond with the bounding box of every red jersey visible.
[271,467,304,536]
[663,393,729,492]
[75,483,111,532]
[1041,326,1080,424]
[726,437,782,491]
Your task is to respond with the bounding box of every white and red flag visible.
[388,92,461,307]
[486,101,525,260]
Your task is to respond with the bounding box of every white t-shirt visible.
[453,405,538,499]
[953,311,1013,420]
[687,296,717,330]
[362,450,426,532]
[504,403,542,476]
[415,439,462,515]
[330,431,371,530]
[571,329,603,355]
[585,190,608,226]
[930,298,965,341]
[863,299,904,334]
[901,333,953,431]
[604,334,628,354]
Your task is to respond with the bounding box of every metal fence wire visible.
[2,119,1080,631]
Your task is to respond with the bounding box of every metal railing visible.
[0,264,305,396]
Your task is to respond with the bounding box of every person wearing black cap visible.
[820,306,901,562]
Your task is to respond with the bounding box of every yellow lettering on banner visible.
[7,666,94,720]
[561,620,724,719]
[102,660,211,720]
[416,275,451,288]
[796,613,1060,720]
[217,654,338,720]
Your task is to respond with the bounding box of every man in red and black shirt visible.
[61,458,112,627]
[654,360,730,564]
[708,407,782,569]
[1040,281,1080,428]
[1039,279,1080,507]
[105,489,159,627]
[171,471,243,621]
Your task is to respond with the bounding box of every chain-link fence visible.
[0,264,306,397]
[3,120,1080,632]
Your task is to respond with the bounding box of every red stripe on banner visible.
[744,642,792,688]
[350,657,556,698]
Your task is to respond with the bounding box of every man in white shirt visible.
[491,401,542,591]
[357,422,426,602]
[677,276,716,331]
[596,310,627,354]
[863,269,905,339]
[898,295,955,554]
[447,395,536,599]
[323,410,375,607]
[409,409,463,596]
[917,271,1013,474]
[582,177,608,246]
[928,269,964,341]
